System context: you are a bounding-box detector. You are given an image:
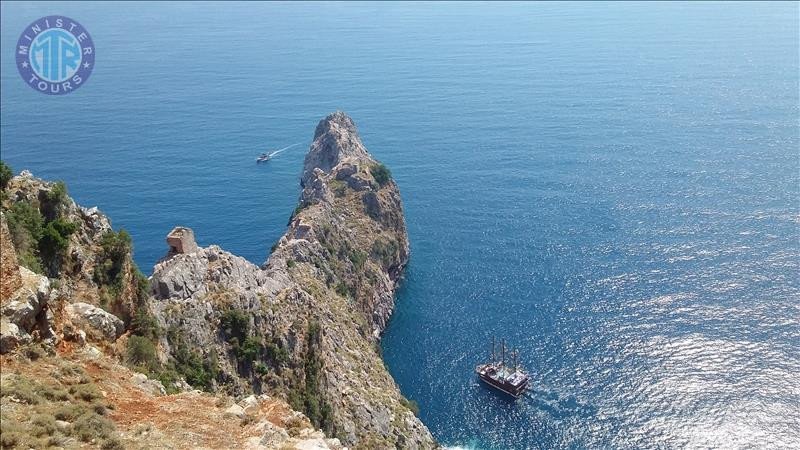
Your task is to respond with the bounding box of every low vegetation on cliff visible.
[1,165,75,276]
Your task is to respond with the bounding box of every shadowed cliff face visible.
[149,112,434,448]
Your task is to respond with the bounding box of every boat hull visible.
[475,364,529,398]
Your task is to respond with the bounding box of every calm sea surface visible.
[2,2,798,448]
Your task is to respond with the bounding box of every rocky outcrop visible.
[0,266,54,352]
[1,207,53,353]
[66,302,125,341]
[1,171,141,323]
[0,171,133,353]
[302,112,369,187]
[151,112,434,448]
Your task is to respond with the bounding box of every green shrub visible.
[22,343,46,361]
[38,385,70,402]
[71,412,116,442]
[93,228,150,318]
[38,217,77,271]
[238,336,261,363]
[286,259,296,268]
[5,201,44,272]
[41,181,68,221]
[369,163,392,187]
[220,308,257,369]
[44,181,67,206]
[16,251,44,274]
[220,309,249,343]
[101,437,125,450]
[254,362,269,376]
[55,404,88,421]
[94,229,132,288]
[30,413,57,437]
[299,321,332,433]
[330,179,347,197]
[264,340,290,366]
[182,350,218,390]
[155,369,180,394]
[68,383,102,402]
[166,328,219,391]
[0,376,41,404]
[6,200,44,243]
[0,417,25,448]
[126,335,158,372]
[0,160,12,189]
[131,308,161,341]
[334,281,352,298]
[348,249,367,270]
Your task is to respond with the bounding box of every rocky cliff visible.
[150,112,434,448]
[0,113,436,449]
[0,172,144,355]
[0,169,363,449]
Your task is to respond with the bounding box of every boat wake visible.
[523,389,595,420]
[268,142,301,158]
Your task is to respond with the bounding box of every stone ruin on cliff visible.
[166,226,198,255]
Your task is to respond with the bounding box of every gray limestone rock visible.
[67,302,124,341]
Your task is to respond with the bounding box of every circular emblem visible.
[16,16,94,95]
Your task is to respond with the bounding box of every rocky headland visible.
[0,112,437,449]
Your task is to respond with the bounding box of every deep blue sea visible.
[2,2,798,448]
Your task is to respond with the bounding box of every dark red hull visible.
[476,363,530,398]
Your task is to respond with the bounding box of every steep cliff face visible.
[151,112,434,448]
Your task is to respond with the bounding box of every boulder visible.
[2,292,42,331]
[258,420,290,448]
[66,302,124,341]
[1,267,49,332]
[225,404,246,418]
[79,206,112,234]
[0,320,31,353]
[83,345,102,359]
[130,372,166,396]
[240,394,260,412]
[334,162,358,180]
[345,172,373,191]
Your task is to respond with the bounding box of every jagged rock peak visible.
[302,111,370,186]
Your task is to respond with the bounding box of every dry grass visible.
[0,346,121,449]
[0,344,317,449]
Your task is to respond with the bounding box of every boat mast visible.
[501,339,506,367]
[513,349,518,373]
[491,337,496,364]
